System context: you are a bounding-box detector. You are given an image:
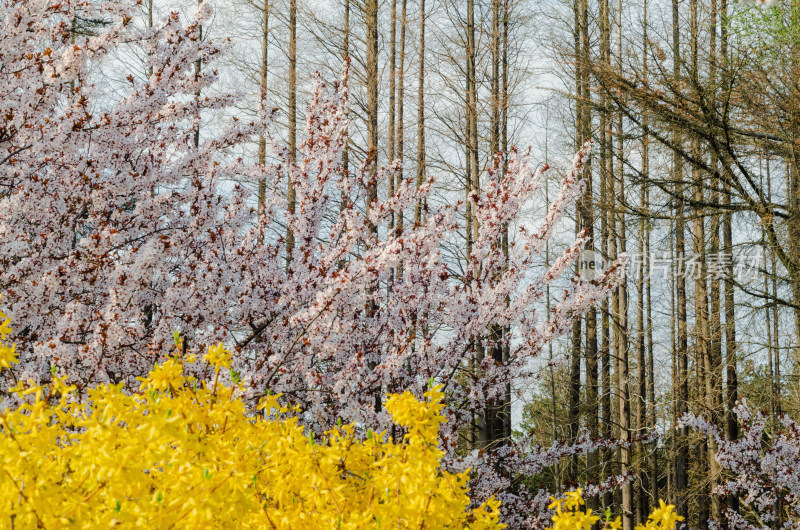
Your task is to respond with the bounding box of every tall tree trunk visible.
[646,188,658,508]
[193,0,203,152]
[388,0,397,291]
[365,0,379,228]
[634,152,647,514]
[689,1,710,524]
[669,214,677,506]
[707,0,724,520]
[764,158,777,424]
[258,0,270,213]
[718,0,740,509]
[491,0,500,157]
[635,2,649,522]
[501,0,512,444]
[789,0,800,380]
[599,0,613,510]
[635,168,647,525]
[364,0,380,413]
[396,0,406,243]
[615,1,632,526]
[767,158,782,418]
[389,0,396,190]
[146,0,154,78]
[578,0,599,509]
[544,135,561,493]
[485,0,511,448]
[414,0,424,226]
[342,0,350,178]
[567,0,583,485]
[466,0,485,449]
[672,0,690,517]
[286,0,297,265]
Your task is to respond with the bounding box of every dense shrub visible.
[0,308,503,528]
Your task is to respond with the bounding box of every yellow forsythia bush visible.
[0,307,503,529]
[548,489,683,530]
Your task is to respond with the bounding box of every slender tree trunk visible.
[342,0,350,178]
[365,0,379,228]
[646,188,658,508]
[635,3,649,522]
[789,1,800,378]
[501,0,512,443]
[643,0,658,512]
[466,0,485,449]
[413,0,425,226]
[599,0,613,511]
[389,0,396,183]
[544,136,561,493]
[672,0,690,517]
[396,0,406,243]
[707,0,724,520]
[719,6,740,482]
[364,0,380,413]
[578,0,598,509]
[147,0,154,78]
[258,0,270,213]
[768,158,782,418]
[337,0,351,275]
[388,0,397,291]
[764,159,776,424]
[485,0,511,447]
[635,192,647,525]
[615,2,632,526]
[669,214,677,506]
[491,0,500,157]
[718,0,740,507]
[689,2,710,524]
[286,0,297,265]
[465,0,476,449]
[193,0,203,152]
[567,0,583,485]
[468,0,479,261]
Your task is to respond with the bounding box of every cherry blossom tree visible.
[1,1,625,525]
[683,403,800,529]
[0,0,258,388]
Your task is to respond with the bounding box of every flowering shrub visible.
[682,404,800,529]
[0,315,502,528]
[547,489,683,530]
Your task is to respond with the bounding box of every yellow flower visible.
[638,499,684,530]
[204,342,232,371]
[0,351,506,529]
[549,491,682,530]
[0,301,16,370]
[548,490,597,530]
[0,316,11,339]
[139,357,183,391]
[0,342,17,370]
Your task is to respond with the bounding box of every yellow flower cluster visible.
[0,297,17,369]
[548,489,684,530]
[0,321,503,528]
